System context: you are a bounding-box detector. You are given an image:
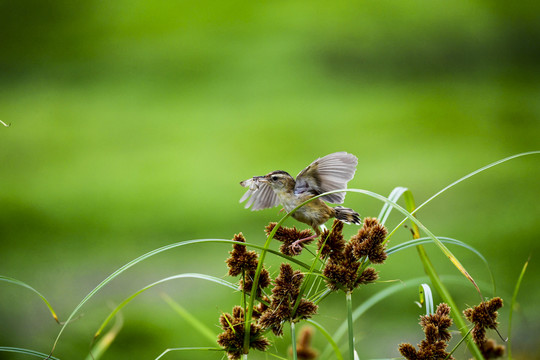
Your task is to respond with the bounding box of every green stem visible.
[508,258,529,360]
[346,291,355,360]
[405,191,483,359]
[416,246,484,359]
[291,322,297,360]
[243,213,293,354]
[242,270,247,314]
[446,326,474,360]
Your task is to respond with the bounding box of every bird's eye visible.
[271,175,279,181]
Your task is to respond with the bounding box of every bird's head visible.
[260,171,295,193]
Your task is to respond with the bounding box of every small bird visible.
[240,152,361,251]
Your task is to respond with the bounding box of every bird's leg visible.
[290,226,321,255]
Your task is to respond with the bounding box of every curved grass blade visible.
[321,276,430,359]
[243,207,297,352]
[94,273,235,340]
[378,186,408,225]
[322,275,491,359]
[291,322,298,360]
[312,288,332,304]
[419,283,434,316]
[154,347,223,360]
[336,188,483,296]
[388,237,486,258]
[0,347,60,359]
[446,326,474,360]
[346,291,355,360]
[0,276,61,324]
[51,238,312,353]
[266,353,289,360]
[292,222,341,316]
[86,313,123,360]
[161,293,217,343]
[387,151,540,242]
[266,186,485,353]
[306,319,344,360]
[508,258,529,360]
[288,187,479,293]
[404,191,483,359]
[387,236,496,296]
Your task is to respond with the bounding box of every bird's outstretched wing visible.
[294,152,358,204]
[239,178,280,211]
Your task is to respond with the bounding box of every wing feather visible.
[294,152,358,204]
[239,180,280,211]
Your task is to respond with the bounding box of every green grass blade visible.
[387,236,496,296]
[0,275,61,324]
[161,293,217,343]
[154,347,224,360]
[388,237,486,258]
[306,319,344,360]
[321,276,429,358]
[0,347,60,359]
[351,188,482,296]
[413,151,539,215]
[388,152,540,243]
[446,326,474,360]
[419,283,434,316]
[292,222,341,316]
[293,187,479,292]
[94,273,235,339]
[50,238,312,353]
[291,321,298,360]
[508,258,529,359]
[267,353,289,360]
[312,288,332,304]
[86,313,123,360]
[243,206,301,353]
[404,192,484,359]
[416,245,483,359]
[378,186,408,225]
[346,291,355,360]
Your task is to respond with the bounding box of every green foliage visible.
[1,0,539,358]
[2,153,536,359]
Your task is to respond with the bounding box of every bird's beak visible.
[256,175,268,183]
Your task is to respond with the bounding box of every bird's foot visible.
[290,234,317,255]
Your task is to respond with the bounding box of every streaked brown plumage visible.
[240,152,361,245]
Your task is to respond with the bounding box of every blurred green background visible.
[1,0,539,359]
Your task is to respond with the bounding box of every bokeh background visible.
[1,0,539,359]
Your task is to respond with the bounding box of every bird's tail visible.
[334,206,361,225]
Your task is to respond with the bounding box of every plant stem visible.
[405,191,484,359]
[346,291,355,360]
[291,322,297,360]
[416,245,484,359]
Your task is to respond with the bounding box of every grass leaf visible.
[508,258,530,359]
[378,186,408,225]
[0,346,60,359]
[387,236,496,296]
[154,347,223,360]
[306,319,344,360]
[321,276,430,358]
[0,275,61,324]
[161,293,217,344]
[93,273,235,340]
[50,238,313,353]
[86,313,123,360]
[404,190,484,359]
